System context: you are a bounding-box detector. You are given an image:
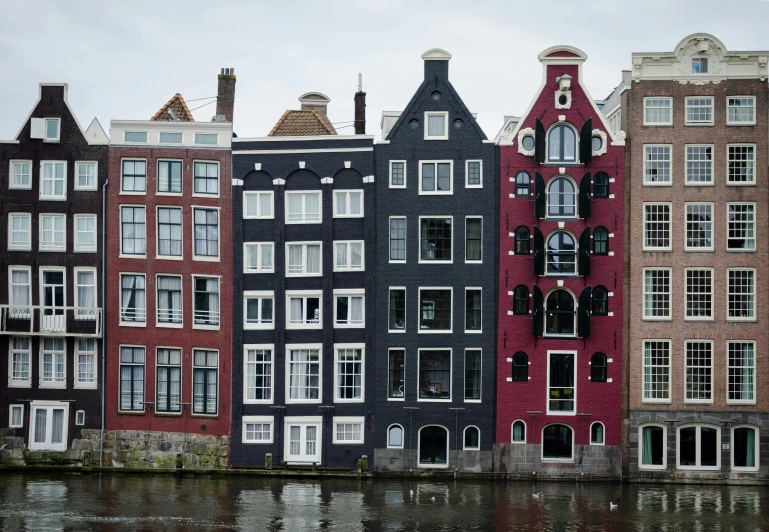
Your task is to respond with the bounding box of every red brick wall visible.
[495,63,625,446]
[105,146,232,436]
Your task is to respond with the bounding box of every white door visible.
[286,423,321,463]
[41,270,65,332]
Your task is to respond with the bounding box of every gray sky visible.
[1,0,768,141]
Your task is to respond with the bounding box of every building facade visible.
[103,79,234,468]
[229,92,376,469]
[494,46,625,477]
[0,84,108,459]
[373,49,497,472]
[611,34,769,482]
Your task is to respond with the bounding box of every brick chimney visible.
[215,67,236,123]
[354,73,366,135]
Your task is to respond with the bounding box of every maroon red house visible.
[493,46,625,476]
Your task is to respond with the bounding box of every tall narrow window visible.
[513,285,529,315]
[9,213,31,250]
[74,214,97,252]
[727,145,755,184]
[121,160,146,193]
[420,217,452,262]
[389,288,406,331]
[592,286,608,316]
[512,352,528,381]
[192,350,218,415]
[548,353,575,412]
[288,348,320,401]
[466,161,482,187]
[75,268,97,320]
[194,277,220,326]
[193,208,219,258]
[727,269,755,320]
[732,426,758,469]
[512,421,526,443]
[9,268,31,318]
[157,207,182,257]
[388,349,405,399]
[335,347,363,401]
[464,349,481,401]
[74,338,96,388]
[643,269,671,319]
[245,347,273,402]
[465,218,482,262]
[685,341,712,403]
[157,275,182,325]
[547,124,577,163]
[389,217,406,262]
[157,160,182,193]
[546,231,577,275]
[643,145,671,184]
[514,226,530,254]
[193,161,219,195]
[465,289,482,332]
[119,346,145,411]
[593,172,610,198]
[120,274,146,323]
[120,206,146,256]
[9,337,31,386]
[390,161,405,187]
[643,203,671,250]
[685,203,713,250]
[727,203,755,251]
[685,269,712,320]
[593,226,609,255]
[640,425,665,468]
[728,342,755,403]
[643,340,670,402]
[547,177,576,217]
[545,290,575,336]
[40,214,65,251]
[515,171,530,196]
[156,348,182,413]
[591,353,607,382]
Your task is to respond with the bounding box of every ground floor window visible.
[388,424,404,448]
[284,418,322,464]
[678,424,720,469]
[333,417,364,444]
[192,349,218,415]
[28,402,69,451]
[640,424,666,468]
[512,421,526,443]
[732,426,758,470]
[419,425,448,466]
[590,422,604,445]
[463,426,480,450]
[542,424,572,460]
[242,416,274,444]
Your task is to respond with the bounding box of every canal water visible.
[0,472,768,531]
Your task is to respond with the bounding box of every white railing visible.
[156,308,183,324]
[0,305,102,338]
[194,309,220,326]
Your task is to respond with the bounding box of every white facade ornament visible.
[517,127,536,157]
[615,130,626,142]
[554,91,572,109]
[591,129,608,157]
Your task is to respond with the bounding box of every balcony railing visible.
[0,305,102,338]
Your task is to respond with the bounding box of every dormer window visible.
[547,124,577,163]
[30,118,60,142]
[692,57,709,74]
[45,119,60,141]
[424,112,448,140]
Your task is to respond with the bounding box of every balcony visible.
[0,306,103,338]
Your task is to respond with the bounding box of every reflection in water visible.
[0,473,768,531]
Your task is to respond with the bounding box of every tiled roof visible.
[151,93,195,122]
[268,110,335,136]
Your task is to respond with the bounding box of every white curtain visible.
[157,276,181,320]
[34,409,47,443]
[77,270,95,307]
[42,163,53,196]
[246,194,258,217]
[261,244,273,270]
[246,245,259,270]
[350,192,362,215]
[336,243,347,268]
[288,194,302,220]
[306,245,320,273]
[51,409,64,444]
[205,279,219,322]
[335,192,347,215]
[259,193,272,217]
[305,193,320,219]
[290,298,302,324]
[351,296,363,324]
[351,243,362,268]
[12,270,29,308]
[288,245,303,273]
[158,162,169,191]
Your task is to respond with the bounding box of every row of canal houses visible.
[1,33,767,483]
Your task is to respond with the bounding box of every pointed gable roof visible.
[151,93,195,122]
[268,110,336,136]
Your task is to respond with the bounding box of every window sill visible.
[192,193,221,199]
[541,457,574,463]
[726,400,756,406]
[642,123,673,127]
[285,400,322,405]
[285,220,323,225]
[333,269,365,273]
[39,383,66,389]
[154,412,182,417]
[8,185,33,191]
[7,247,32,252]
[417,191,453,196]
[417,463,449,469]
[156,192,183,197]
[726,318,757,323]
[7,382,32,388]
[39,248,67,253]
[119,254,148,260]
[190,413,219,419]
[684,182,714,187]
[74,187,99,192]
[119,191,147,196]
[243,216,276,221]
[684,248,714,253]
[418,329,453,334]
[464,330,482,334]
[192,324,220,331]
[332,399,364,404]
[638,464,667,470]
[641,399,672,404]
[243,440,273,444]
[243,324,275,330]
[118,410,146,415]
[726,182,756,187]
[684,123,714,127]
[676,465,720,471]
[245,270,274,274]
[74,249,98,254]
[156,322,184,329]
[726,122,756,127]
[243,400,275,405]
[417,260,453,265]
[192,256,221,263]
[286,325,323,330]
[156,255,184,261]
[388,329,406,334]
[641,317,672,322]
[73,383,98,390]
[417,398,452,403]
[38,197,67,202]
[120,322,147,328]
[334,324,365,329]
[642,182,672,187]
[285,273,323,278]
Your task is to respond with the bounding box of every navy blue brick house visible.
[373,50,497,472]
[230,92,376,468]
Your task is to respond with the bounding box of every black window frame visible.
[593,226,609,255]
[388,288,406,331]
[193,161,219,195]
[420,217,452,262]
[193,208,219,258]
[388,349,405,399]
[419,289,452,331]
[514,226,530,254]
[547,124,577,164]
[465,289,482,332]
[157,207,183,257]
[512,352,528,381]
[157,159,182,193]
[593,171,610,198]
[591,352,607,382]
[156,347,182,412]
[546,231,577,276]
[592,285,608,316]
[464,349,482,401]
[513,285,529,315]
[545,290,575,336]
[543,424,573,459]
[547,176,577,218]
[515,171,530,196]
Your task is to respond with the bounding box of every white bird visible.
[410,490,414,497]
[431,496,436,503]
[532,493,540,500]
[609,496,621,510]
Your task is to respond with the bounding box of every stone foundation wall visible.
[493,444,622,478]
[373,449,493,473]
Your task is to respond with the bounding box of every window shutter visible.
[533,226,544,276]
[534,171,545,219]
[579,172,592,219]
[579,118,593,163]
[30,118,45,139]
[532,285,543,337]
[579,227,591,276]
[578,286,592,338]
[534,118,545,163]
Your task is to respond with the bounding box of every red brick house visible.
[494,46,625,476]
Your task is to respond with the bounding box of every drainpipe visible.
[99,179,108,466]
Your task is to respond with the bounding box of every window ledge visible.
[120,322,147,328]
[156,323,184,329]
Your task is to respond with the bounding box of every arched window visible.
[592,286,608,316]
[514,226,530,254]
[512,420,526,443]
[463,426,480,450]
[513,285,529,315]
[545,289,575,336]
[542,424,573,460]
[387,424,404,448]
[546,231,577,275]
[419,425,448,467]
[593,226,609,255]
[590,422,605,445]
[593,171,610,198]
[512,352,528,381]
[591,352,607,382]
[515,171,531,196]
[547,124,577,163]
[547,177,576,217]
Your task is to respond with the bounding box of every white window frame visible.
[119,205,146,258]
[9,404,24,428]
[387,424,405,448]
[28,401,69,452]
[643,144,672,186]
[683,339,714,404]
[417,348,452,402]
[642,268,672,320]
[333,189,364,218]
[242,415,274,444]
[74,214,97,253]
[191,276,220,330]
[726,143,756,185]
[119,272,146,327]
[389,160,406,189]
[727,340,756,405]
[465,216,483,264]
[387,347,406,400]
[285,241,322,277]
[159,131,184,144]
[39,161,67,200]
[511,420,527,444]
[40,266,66,333]
[642,339,671,404]
[418,160,453,195]
[684,267,713,322]
[74,266,98,320]
[333,344,365,403]
[685,96,714,126]
[155,274,183,328]
[192,160,220,197]
[75,410,85,426]
[43,118,61,142]
[123,131,148,143]
[731,425,760,471]
[9,160,32,190]
[418,215,453,264]
[74,161,98,191]
[545,350,577,416]
[726,202,755,252]
[638,423,667,470]
[286,290,323,330]
[243,291,275,330]
[191,206,221,261]
[642,202,672,251]
[285,344,323,404]
[8,336,31,388]
[464,288,482,333]
[156,206,183,260]
[465,160,483,188]
[39,213,66,252]
[243,191,274,219]
[727,268,756,322]
[388,287,406,334]
[726,96,756,126]
[285,190,322,224]
[283,415,323,464]
[120,158,147,195]
[9,266,32,320]
[333,240,365,272]
[418,286,453,334]
[333,289,365,329]
[243,344,274,404]
[684,144,713,186]
[389,216,406,263]
[39,337,66,389]
[244,242,275,274]
[424,111,449,140]
[463,425,481,450]
[74,338,98,389]
[332,416,365,444]
[8,212,32,251]
[676,423,721,470]
[540,424,575,462]
[463,348,482,402]
[589,421,605,445]
[643,97,673,126]
[194,132,219,145]
[191,348,219,416]
[684,202,714,252]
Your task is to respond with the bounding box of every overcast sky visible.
[1,0,768,141]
